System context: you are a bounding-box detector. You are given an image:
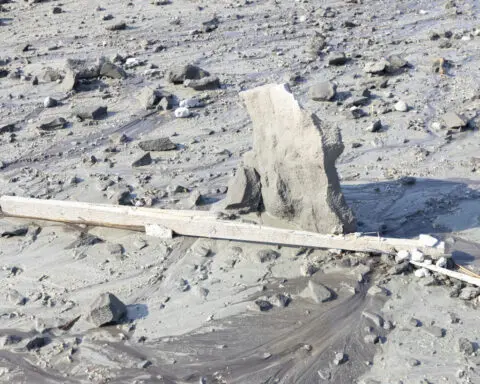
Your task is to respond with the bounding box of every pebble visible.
[394,100,408,112]
[174,107,191,118]
[366,119,382,133]
[458,337,474,355]
[333,352,347,365]
[44,96,58,108]
[407,358,420,367]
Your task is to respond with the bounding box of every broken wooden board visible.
[410,260,480,288]
[0,195,446,257]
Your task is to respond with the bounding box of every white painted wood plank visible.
[0,195,445,257]
[410,260,480,287]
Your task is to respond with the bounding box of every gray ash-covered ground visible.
[0,0,480,383]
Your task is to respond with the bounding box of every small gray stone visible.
[184,75,220,91]
[106,21,127,31]
[364,333,379,344]
[328,52,347,66]
[99,61,127,79]
[459,287,480,300]
[333,352,347,365]
[224,166,262,213]
[137,87,161,110]
[38,117,67,131]
[271,293,291,308]
[138,137,177,152]
[364,59,389,74]
[309,81,337,101]
[1,225,29,238]
[168,64,210,84]
[366,119,382,133]
[132,152,152,167]
[256,249,280,263]
[254,299,273,312]
[26,336,49,351]
[44,96,58,108]
[75,106,108,120]
[188,190,204,206]
[305,281,333,303]
[442,111,467,129]
[394,100,408,112]
[458,337,475,355]
[86,292,127,326]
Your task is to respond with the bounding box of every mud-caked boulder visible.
[229,83,356,234]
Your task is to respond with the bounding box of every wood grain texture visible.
[0,195,445,257]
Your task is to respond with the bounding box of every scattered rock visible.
[137,87,161,110]
[328,52,347,65]
[138,137,177,152]
[309,81,337,101]
[1,225,29,237]
[364,59,389,74]
[364,333,379,344]
[459,287,480,300]
[256,249,280,263]
[442,111,467,129]
[271,293,291,308]
[106,21,127,31]
[43,96,58,108]
[167,64,209,84]
[74,105,108,120]
[132,152,152,167]
[224,166,262,213]
[303,280,333,303]
[366,119,382,133]
[86,292,127,326]
[38,117,67,131]
[394,100,408,112]
[458,337,475,355]
[184,75,221,91]
[26,336,49,351]
[99,61,127,79]
[174,107,191,118]
[254,299,273,312]
[333,352,347,365]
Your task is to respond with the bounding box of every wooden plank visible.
[410,260,480,287]
[0,195,445,257]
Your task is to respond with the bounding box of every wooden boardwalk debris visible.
[0,195,445,257]
[410,260,480,288]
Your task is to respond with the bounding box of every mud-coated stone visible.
[238,83,356,234]
[139,137,177,151]
[309,81,337,101]
[167,64,209,84]
[87,292,127,326]
[224,166,262,212]
[304,280,333,303]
